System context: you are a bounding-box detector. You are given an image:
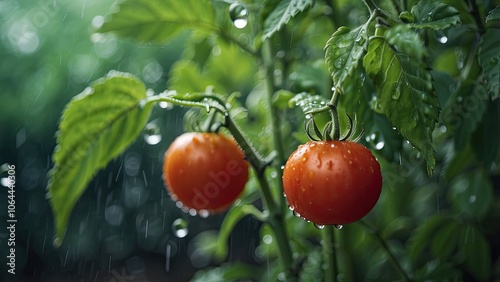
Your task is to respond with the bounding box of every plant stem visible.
[322,226,337,282]
[359,220,413,282]
[362,0,378,13]
[260,39,295,280]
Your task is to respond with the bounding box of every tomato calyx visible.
[305,103,364,143]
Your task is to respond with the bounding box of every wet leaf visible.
[486,5,500,23]
[48,72,152,244]
[99,0,216,43]
[411,0,461,30]
[325,24,369,91]
[363,36,439,174]
[262,0,314,40]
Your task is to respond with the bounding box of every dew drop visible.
[469,195,476,203]
[288,205,295,211]
[314,223,325,230]
[292,210,301,218]
[229,3,248,29]
[172,218,189,238]
[144,122,162,145]
[198,209,210,218]
[175,201,183,208]
[188,209,197,216]
[438,36,448,44]
[170,193,178,202]
[334,224,343,230]
[270,171,278,178]
[375,141,385,150]
[280,165,285,170]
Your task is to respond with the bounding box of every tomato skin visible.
[163,132,249,214]
[282,140,382,225]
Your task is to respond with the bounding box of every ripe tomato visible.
[163,132,249,214]
[282,140,382,225]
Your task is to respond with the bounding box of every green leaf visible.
[289,92,329,113]
[478,29,500,99]
[410,0,461,30]
[471,100,500,169]
[262,0,314,40]
[385,25,426,60]
[458,225,491,281]
[325,25,369,91]
[99,0,216,43]
[363,36,439,174]
[48,72,152,245]
[272,90,295,109]
[213,204,263,261]
[407,215,449,265]
[430,220,459,261]
[486,5,500,23]
[448,171,494,220]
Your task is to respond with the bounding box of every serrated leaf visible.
[449,171,494,220]
[486,5,500,23]
[385,25,426,60]
[407,215,449,265]
[411,0,461,30]
[262,0,314,40]
[363,37,439,174]
[459,225,491,281]
[325,25,369,91]
[99,0,216,43]
[48,72,152,244]
[478,29,500,99]
[289,92,329,113]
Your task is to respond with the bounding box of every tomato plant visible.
[163,132,249,214]
[283,140,382,226]
[35,0,500,281]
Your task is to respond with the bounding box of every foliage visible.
[43,0,500,281]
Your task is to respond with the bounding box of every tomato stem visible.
[322,225,338,282]
[328,89,341,140]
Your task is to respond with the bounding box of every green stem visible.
[362,0,378,13]
[328,90,341,140]
[359,220,413,282]
[260,39,295,280]
[322,226,338,282]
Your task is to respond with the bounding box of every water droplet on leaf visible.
[229,3,248,29]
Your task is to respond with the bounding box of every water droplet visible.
[263,234,273,244]
[355,36,365,45]
[288,205,295,211]
[334,224,343,229]
[375,141,385,150]
[170,193,178,202]
[188,209,197,216]
[175,201,183,208]
[334,57,345,69]
[270,171,278,178]
[314,223,325,229]
[438,36,448,44]
[144,122,162,145]
[280,165,285,170]
[305,114,312,120]
[391,90,401,99]
[198,209,210,218]
[172,218,189,238]
[292,210,301,218]
[229,3,248,29]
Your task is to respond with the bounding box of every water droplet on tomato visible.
[314,223,325,230]
[292,210,301,218]
[188,209,197,216]
[175,201,183,208]
[172,218,189,238]
[334,224,343,230]
[308,171,314,178]
[198,209,210,218]
[288,205,295,211]
[170,194,178,202]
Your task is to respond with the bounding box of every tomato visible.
[282,140,382,225]
[163,132,249,214]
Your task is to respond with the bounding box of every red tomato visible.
[163,132,249,214]
[282,140,382,225]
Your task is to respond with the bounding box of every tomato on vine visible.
[163,132,249,215]
[283,140,382,226]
